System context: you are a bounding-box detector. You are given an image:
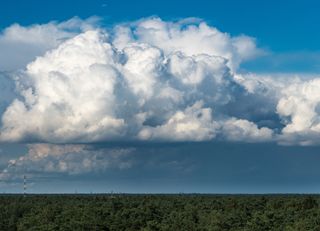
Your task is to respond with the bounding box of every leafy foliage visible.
[1,194,320,230]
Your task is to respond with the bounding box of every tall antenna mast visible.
[23,174,27,197]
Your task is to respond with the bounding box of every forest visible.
[1,194,320,230]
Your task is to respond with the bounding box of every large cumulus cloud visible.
[1,17,320,145]
[2,16,320,184]
[0,17,273,143]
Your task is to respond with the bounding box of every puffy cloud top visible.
[277,79,320,145]
[113,17,261,71]
[0,17,98,71]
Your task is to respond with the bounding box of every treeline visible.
[1,194,320,230]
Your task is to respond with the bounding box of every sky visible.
[1,0,320,193]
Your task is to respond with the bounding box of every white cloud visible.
[229,72,320,145]
[0,31,126,142]
[276,78,320,145]
[221,118,273,142]
[138,101,219,141]
[0,144,134,181]
[113,17,262,71]
[0,17,99,71]
[4,16,320,145]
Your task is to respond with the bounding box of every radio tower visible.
[23,174,27,197]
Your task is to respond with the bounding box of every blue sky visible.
[1,0,320,193]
